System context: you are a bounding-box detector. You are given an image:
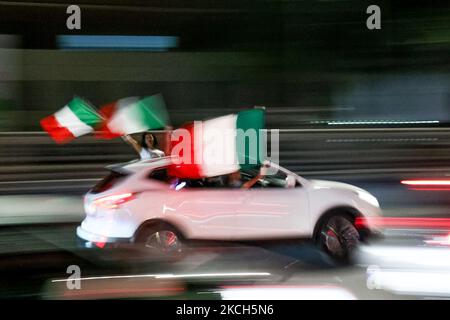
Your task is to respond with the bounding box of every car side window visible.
[168,177,205,189]
[183,179,205,188]
[203,176,227,188]
[245,170,301,189]
[149,168,301,189]
[148,168,170,183]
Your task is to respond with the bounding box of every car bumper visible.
[76,226,132,246]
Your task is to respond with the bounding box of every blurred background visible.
[1,0,450,299]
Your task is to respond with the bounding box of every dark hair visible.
[141,132,158,149]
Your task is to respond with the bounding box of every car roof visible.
[105,157,307,184]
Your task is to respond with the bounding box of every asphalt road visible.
[0,222,437,299]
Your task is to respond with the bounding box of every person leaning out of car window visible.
[123,131,165,160]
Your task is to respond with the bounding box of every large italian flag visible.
[40,97,102,143]
[169,109,265,178]
[96,94,170,139]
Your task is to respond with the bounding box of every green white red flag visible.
[40,97,102,143]
[96,94,170,139]
[168,109,265,178]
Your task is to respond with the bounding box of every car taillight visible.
[92,192,136,209]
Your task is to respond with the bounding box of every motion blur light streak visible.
[218,285,357,300]
[62,286,184,298]
[52,272,271,283]
[52,274,166,282]
[401,179,450,191]
[57,35,179,51]
[401,180,450,186]
[366,269,450,297]
[311,120,440,126]
[327,138,438,143]
[409,187,450,191]
[154,272,271,279]
[355,217,450,230]
[424,234,450,246]
[359,246,450,268]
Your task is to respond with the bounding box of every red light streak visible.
[401,180,450,191]
[356,217,450,229]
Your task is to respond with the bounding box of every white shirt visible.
[139,148,165,160]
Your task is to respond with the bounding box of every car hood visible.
[309,179,365,194]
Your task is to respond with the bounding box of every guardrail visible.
[1,128,450,194]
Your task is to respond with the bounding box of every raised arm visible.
[121,134,142,155]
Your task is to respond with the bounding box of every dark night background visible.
[0,0,449,196]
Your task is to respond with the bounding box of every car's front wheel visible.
[315,214,360,263]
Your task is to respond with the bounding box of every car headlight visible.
[358,191,379,207]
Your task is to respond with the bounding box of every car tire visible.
[135,222,185,257]
[314,213,360,263]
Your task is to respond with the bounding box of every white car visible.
[77,157,381,260]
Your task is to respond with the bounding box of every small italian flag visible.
[40,97,102,143]
[169,109,265,178]
[96,94,170,139]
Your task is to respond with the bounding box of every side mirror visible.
[285,175,296,188]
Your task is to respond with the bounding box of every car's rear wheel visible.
[315,214,360,263]
[136,223,184,256]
